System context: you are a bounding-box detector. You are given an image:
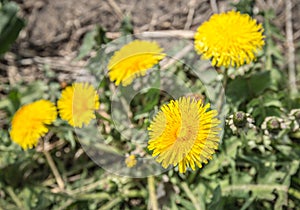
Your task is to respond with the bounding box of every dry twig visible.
[210,0,218,13]
[106,0,124,21]
[184,0,196,30]
[106,30,195,40]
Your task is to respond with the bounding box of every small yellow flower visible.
[194,10,265,67]
[57,83,100,128]
[148,97,220,173]
[10,100,57,150]
[108,40,166,86]
[125,155,137,168]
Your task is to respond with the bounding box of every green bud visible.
[267,118,280,132]
[233,111,247,127]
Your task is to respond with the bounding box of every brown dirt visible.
[1,0,300,85]
[15,0,224,57]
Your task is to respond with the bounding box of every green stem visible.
[100,197,122,210]
[148,176,158,210]
[264,14,273,71]
[125,189,147,198]
[288,188,300,200]
[43,150,65,190]
[95,112,113,124]
[222,184,288,194]
[75,192,110,200]
[217,68,229,114]
[181,182,203,210]
[68,179,106,195]
[6,186,24,209]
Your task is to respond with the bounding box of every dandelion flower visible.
[148,97,220,173]
[57,83,100,128]
[194,10,265,67]
[10,100,57,150]
[125,155,137,168]
[108,40,166,86]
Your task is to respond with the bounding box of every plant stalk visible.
[44,150,65,190]
[148,176,158,210]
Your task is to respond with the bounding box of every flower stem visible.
[95,112,113,124]
[148,176,158,210]
[100,197,123,210]
[217,67,228,114]
[181,182,203,210]
[43,150,65,190]
[6,186,24,209]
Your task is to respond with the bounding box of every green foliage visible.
[77,26,111,60]
[0,1,25,55]
[231,0,255,16]
[227,71,272,106]
[120,16,134,36]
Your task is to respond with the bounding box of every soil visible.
[1,0,300,85]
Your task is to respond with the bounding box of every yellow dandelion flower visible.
[125,155,137,168]
[194,10,265,67]
[57,83,100,128]
[10,100,57,150]
[148,97,220,173]
[108,40,166,86]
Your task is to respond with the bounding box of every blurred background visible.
[1,0,298,84]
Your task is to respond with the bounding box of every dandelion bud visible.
[233,111,247,128]
[266,118,280,132]
[262,116,286,136]
[227,111,255,134]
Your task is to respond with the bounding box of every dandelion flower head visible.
[148,97,220,173]
[10,100,57,150]
[194,10,265,67]
[57,83,100,128]
[108,40,166,86]
[125,155,137,168]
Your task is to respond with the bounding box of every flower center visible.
[73,101,88,114]
[176,125,193,142]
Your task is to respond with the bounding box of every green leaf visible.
[76,29,97,60]
[248,71,271,95]
[94,26,110,46]
[177,197,195,210]
[21,81,49,104]
[227,71,271,106]
[0,2,25,55]
[202,137,242,176]
[263,98,282,108]
[207,186,223,210]
[77,25,111,60]
[270,68,285,89]
[232,0,255,16]
[120,16,133,35]
[226,76,248,105]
